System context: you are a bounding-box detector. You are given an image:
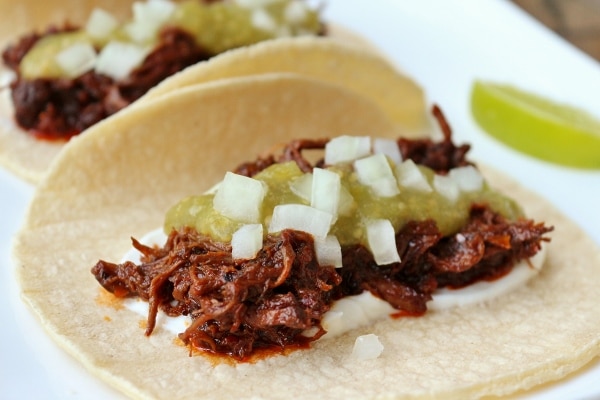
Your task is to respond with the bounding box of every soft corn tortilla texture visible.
[0,0,421,185]
[13,75,600,399]
[141,36,428,136]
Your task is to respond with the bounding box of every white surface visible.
[1,0,599,399]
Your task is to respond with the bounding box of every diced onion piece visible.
[373,137,402,165]
[314,235,342,268]
[325,136,371,165]
[55,43,97,78]
[337,185,355,216]
[213,172,266,223]
[284,1,308,24]
[268,204,332,238]
[124,20,157,43]
[395,159,432,192]
[133,0,176,24]
[289,173,312,202]
[433,174,460,202]
[85,8,119,39]
[251,8,278,32]
[311,168,340,219]
[369,179,401,198]
[353,153,400,197]
[127,0,176,42]
[449,165,484,192]
[366,219,400,265]
[231,224,264,260]
[352,334,384,360]
[95,41,148,80]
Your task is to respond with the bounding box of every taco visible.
[12,72,600,399]
[2,0,406,183]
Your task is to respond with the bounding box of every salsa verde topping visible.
[165,137,522,251]
[20,0,322,80]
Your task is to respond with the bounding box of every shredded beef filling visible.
[92,206,551,360]
[3,27,212,139]
[233,105,470,177]
[91,130,552,361]
[93,229,341,360]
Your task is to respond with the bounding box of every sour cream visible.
[121,228,546,339]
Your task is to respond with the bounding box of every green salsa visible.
[164,160,523,247]
[20,0,322,79]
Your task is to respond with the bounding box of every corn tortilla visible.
[0,0,426,184]
[140,36,428,135]
[12,73,600,399]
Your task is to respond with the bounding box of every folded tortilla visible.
[13,74,600,400]
[0,1,427,184]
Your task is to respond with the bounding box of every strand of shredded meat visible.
[91,122,553,360]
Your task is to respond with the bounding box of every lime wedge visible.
[470,80,600,169]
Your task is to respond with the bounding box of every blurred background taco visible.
[0,0,429,183]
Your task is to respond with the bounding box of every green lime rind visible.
[470,80,600,169]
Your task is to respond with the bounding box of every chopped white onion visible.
[311,168,340,219]
[325,136,371,165]
[55,43,97,78]
[373,138,402,165]
[337,185,356,216]
[395,159,432,192]
[268,204,332,238]
[353,153,400,197]
[85,8,119,39]
[369,178,401,198]
[124,20,157,43]
[289,173,313,202]
[449,165,484,192]
[251,8,278,32]
[352,334,384,360]
[366,219,401,265]
[133,0,176,24]
[213,172,266,223]
[314,235,342,268]
[126,0,175,42]
[433,174,460,202]
[231,224,264,260]
[284,1,308,24]
[95,41,149,80]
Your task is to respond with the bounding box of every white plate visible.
[1,0,599,399]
